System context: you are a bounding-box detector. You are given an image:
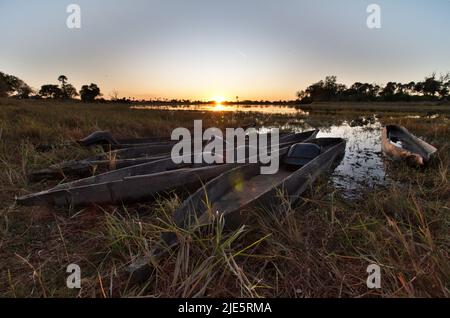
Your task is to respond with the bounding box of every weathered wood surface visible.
[162,137,345,246]
[30,132,295,180]
[381,125,437,166]
[18,130,319,207]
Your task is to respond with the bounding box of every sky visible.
[1,0,449,101]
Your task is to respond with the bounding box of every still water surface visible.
[132,104,305,115]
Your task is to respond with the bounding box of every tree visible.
[438,73,449,99]
[296,90,312,104]
[421,73,441,97]
[57,75,78,99]
[380,82,398,100]
[58,75,68,86]
[0,71,33,98]
[0,72,14,97]
[405,81,416,95]
[414,81,424,95]
[298,76,347,102]
[39,85,62,99]
[0,76,8,98]
[17,84,34,99]
[63,83,78,99]
[79,83,101,102]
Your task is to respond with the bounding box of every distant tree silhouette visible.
[296,89,312,104]
[405,81,416,95]
[297,76,346,102]
[63,84,78,99]
[422,73,441,97]
[0,76,8,98]
[58,75,68,86]
[297,73,450,103]
[80,83,101,102]
[17,84,34,99]
[412,73,449,99]
[380,82,398,101]
[57,75,78,99]
[0,71,33,98]
[438,73,450,99]
[39,84,62,99]
[38,76,78,99]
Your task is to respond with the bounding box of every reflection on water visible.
[263,118,390,198]
[316,122,389,197]
[132,104,307,115]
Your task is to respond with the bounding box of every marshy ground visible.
[0,98,448,297]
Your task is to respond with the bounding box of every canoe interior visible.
[213,138,344,216]
[215,138,344,215]
[384,125,437,162]
[162,138,345,246]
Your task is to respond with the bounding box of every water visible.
[260,118,389,197]
[132,104,306,115]
[316,122,388,197]
[133,104,390,197]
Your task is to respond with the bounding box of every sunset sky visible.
[1,0,449,101]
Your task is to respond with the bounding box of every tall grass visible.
[0,98,448,297]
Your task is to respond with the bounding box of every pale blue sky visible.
[1,0,449,100]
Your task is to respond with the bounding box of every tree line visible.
[0,72,102,103]
[297,73,450,104]
[2,70,450,104]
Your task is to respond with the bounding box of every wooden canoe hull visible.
[77,131,172,149]
[381,125,437,166]
[29,132,302,181]
[28,154,170,182]
[51,130,318,190]
[17,165,235,207]
[17,130,319,207]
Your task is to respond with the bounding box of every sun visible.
[213,96,225,104]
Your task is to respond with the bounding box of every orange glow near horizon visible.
[213,96,225,104]
[212,103,226,111]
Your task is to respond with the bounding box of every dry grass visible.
[0,98,448,297]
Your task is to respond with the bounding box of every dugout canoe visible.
[381,125,437,166]
[29,132,292,181]
[28,154,170,182]
[79,123,258,150]
[128,137,345,282]
[17,130,319,207]
[160,137,346,248]
[35,132,171,152]
[77,131,171,149]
